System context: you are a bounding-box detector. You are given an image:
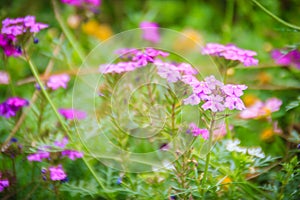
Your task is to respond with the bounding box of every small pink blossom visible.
[58,108,87,120]
[54,137,69,148]
[188,123,209,140]
[46,74,70,90]
[202,94,225,112]
[140,21,160,43]
[27,151,50,162]
[271,49,300,69]
[49,165,67,181]
[0,71,9,84]
[61,150,84,160]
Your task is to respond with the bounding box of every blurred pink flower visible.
[61,0,101,7]
[49,165,67,181]
[0,173,9,192]
[47,74,70,90]
[188,123,209,140]
[27,151,50,162]
[0,97,29,118]
[61,150,84,160]
[54,137,69,148]
[58,108,87,120]
[140,21,160,43]
[271,49,300,69]
[0,71,9,84]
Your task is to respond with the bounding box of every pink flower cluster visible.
[46,74,70,90]
[201,43,258,66]
[0,97,29,118]
[58,108,87,120]
[140,21,160,43]
[41,165,67,181]
[240,98,282,119]
[99,48,169,73]
[27,137,84,162]
[0,16,48,57]
[0,71,9,84]
[188,123,209,140]
[61,0,101,7]
[0,173,9,192]
[271,49,300,69]
[183,75,247,112]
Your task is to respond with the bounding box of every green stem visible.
[26,58,107,192]
[201,113,216,198]
[51,0,85,61]
[251,0,300,31]
[223,0,235,43]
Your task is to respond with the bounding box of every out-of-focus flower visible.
[188,123,209,140]
[226,139,265,158]
[0,34,21,57]
[271,49,300,69]
[174,29,203,51]
[0,173,9,192]
[27,151,50,162]
[247,147,265,158]
[46,74,70,90]
[61,150,84,160]
[54,137,69,148]
[201,43,258,66]
[61,0,100,7]
[67,15,81,29]
[213,123,233,140]
[240,97,282,119]
[0,71,9,84]
[82,20,113,41]
[49,165,67,181]
[58,108,87,120]
[260,123,282,142]
[257,71,272,85]
[139,21,160,43]
[0,97,29,118]
[243,94,259,107]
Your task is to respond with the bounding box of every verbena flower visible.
[239,97,282,119]
[0,97,29,118]
[271,49,300,69]
[61,150,84,160]
[58,108,87,120]
[46,74,70,90]
[183,75,247,112]
[140,21,160,43]
[27,151,50,162]
[61,0,101,7]
[201,43,258,66]
[48,165,67,181]
[54,137,69,148]
[0,34,21,57]
[188,123,209,140]
[0,173,9,192]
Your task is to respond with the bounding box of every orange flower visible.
[260,127,274,141]
[242,94,259,107]
[173,29,203,51]
[82,20,113,41]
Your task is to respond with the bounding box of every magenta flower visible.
[0,71,9,84]
[222,84,247,97]
[27,151,50,162]
[0,173,9,192]
[140,21,160,43]
[0,97,29,118]
[61,150,84,160]
[202,94,225,112]
[59,108,87,120]
[271,49,300,69]
[49,165,67,181]
[61,0,101,7]
[54,137,69,148]
[201,43,258,66]
[0,34,21,57]
[46,74,70,90]
[188,123,209,140]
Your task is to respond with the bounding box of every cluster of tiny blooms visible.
[0,97,29,118]
[61,0,101,7]
[58,108,87,120]
[187,123,209,140]
[0,71,9,84]
[41,165,67,182]
[99,48,169,73]
[46,74,70,90]
[139,21,160,43]
[27,137,84,162]
[201,43,259,66]
[226,139,265,158]
[271,49,300,69]
[239,97,282,119]
[183,75,247,112]
[0,16,48,56]
[0,173,9,192]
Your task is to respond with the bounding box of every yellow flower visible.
[258,71,271,85]
[260,127,274,141]
[221,176,232,190]
[173,28,203,51]
[82,20,113,41]
[242,94,259,107]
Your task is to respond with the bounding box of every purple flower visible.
[0,179,9,192]
[183,94,201,105]
[47,74,70,90]
[188,123,209,140]
[0,34,21,57]
[61,0,101,7]
[0,97,29,118]
[27,151,50,162]
[201,43,258,66]
[204,75,223,90]
[222,84,247,97]
[58,108,87,120]
[61,150,84,160]
[224,96,246,110]
[49,165,67,181]
[140,21,160,43]
[202,95,225,112]
[0,71,9,84]
[54,137,69,148]
[271,49,300,69]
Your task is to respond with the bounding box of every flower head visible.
[61,150,84,160]
[61,0,101,7]
[0,97,29,118]
[54,137,69,149]
[46,74,70,90]
[0,174,9,192]
[27,151,50,162]
[0,71,9,84]
[140,21,160,43]
[271,49,300,69]
[201,43,258,66]
[49,165,67,181]
[58,108,87,120]
[188,123,209,140]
